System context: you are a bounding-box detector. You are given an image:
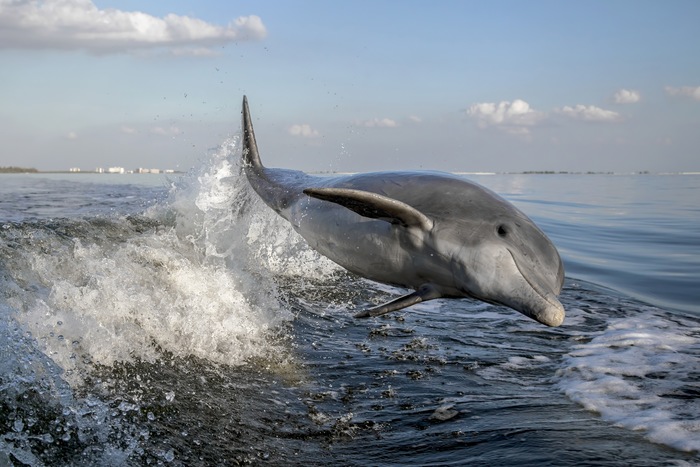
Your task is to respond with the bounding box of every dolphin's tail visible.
[242,96,264,170]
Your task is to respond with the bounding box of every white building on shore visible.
[72,166,177,174]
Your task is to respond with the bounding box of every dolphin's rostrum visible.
[241,96,565,326]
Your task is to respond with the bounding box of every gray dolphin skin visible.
[241,96,565,326]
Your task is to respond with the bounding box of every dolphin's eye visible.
[497,225,508,237]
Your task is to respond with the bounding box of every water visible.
[1,140,699,465]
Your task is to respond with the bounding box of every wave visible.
[0,137,342,385]
[2,140,699,463]
[557,301,700,453]
[0,136,342,463]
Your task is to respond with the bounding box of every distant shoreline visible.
[1,167,697,176]
[0,167,184,175]
[0,167,39,174]
[310,170,700,176]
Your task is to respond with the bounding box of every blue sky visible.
[0,0,698,173]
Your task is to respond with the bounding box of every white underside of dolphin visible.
[240,97,565,326]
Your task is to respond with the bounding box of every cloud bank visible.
[356,118,399,128]
[665,86,700,101]
[467,99,544,135]
[613,89,641,104]
[467,98,622,135]
[0,0,266,54]
[557,104,622,122]
[288,124,319,138]
[151,125,182,136]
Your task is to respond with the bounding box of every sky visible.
[0,0,699,173]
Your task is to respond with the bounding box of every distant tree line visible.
[520,170,617,175]
[0,166,39,173]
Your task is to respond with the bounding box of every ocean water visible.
[1,139,699,466]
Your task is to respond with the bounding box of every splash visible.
[0,135,344,464]
[2,136,339,384]
[0,308,143,465]
[163,136,340,281]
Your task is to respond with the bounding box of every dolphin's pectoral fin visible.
[354,284,442,318]
[303,187,433,230]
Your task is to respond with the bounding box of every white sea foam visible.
[12,137,341,381]
[476,354,555,387]
[557,311,700,453]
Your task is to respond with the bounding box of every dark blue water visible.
[1,144,699,465]
[470,172,700,317]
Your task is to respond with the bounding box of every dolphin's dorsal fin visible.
[241,96,263,169]
[303,187,434,230]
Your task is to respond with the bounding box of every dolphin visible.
[240,96,565,326]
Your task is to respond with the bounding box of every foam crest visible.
[557,312,700,453]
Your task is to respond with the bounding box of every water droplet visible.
[13,419,24,432]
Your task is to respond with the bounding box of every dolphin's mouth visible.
[506,249,565,327]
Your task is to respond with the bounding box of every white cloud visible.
[288,123,319,138]
[120,126,137,135]
[665,85,700,101]
[66,131,78,140]
[151,125,181,136]
[356,117,399,128]
[408,115,422,123]
[0,0,266,54]
[169,47,221,58]
[466,99,544,135]
[613,89,640,104]
[467,98,623,134]
[557,104,622,122]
